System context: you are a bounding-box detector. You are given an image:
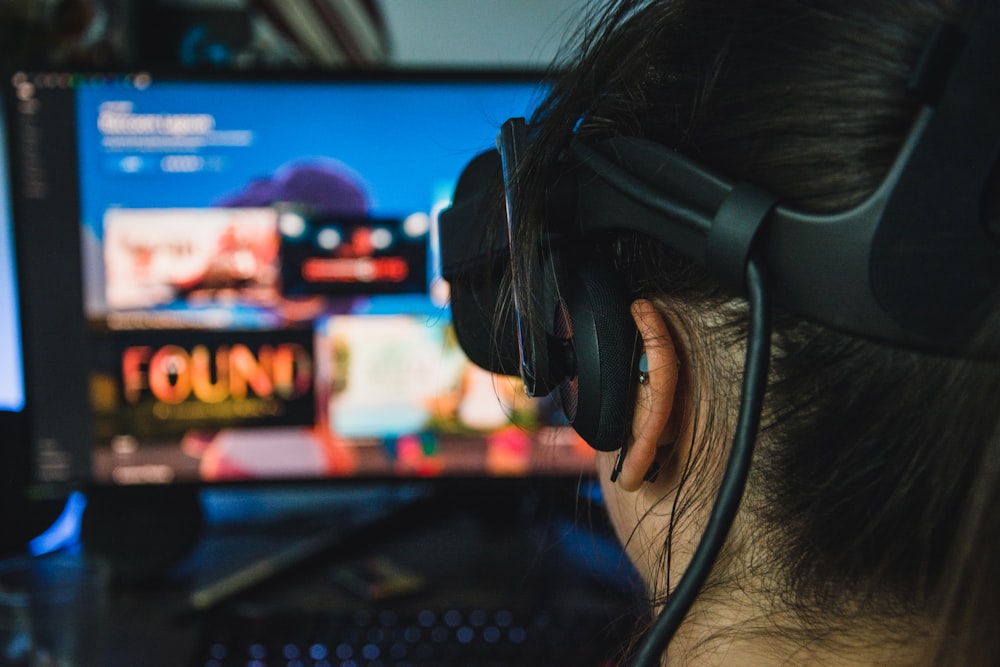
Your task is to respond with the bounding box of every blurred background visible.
[0,0,591,70]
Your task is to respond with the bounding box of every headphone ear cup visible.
[552,256,640,452]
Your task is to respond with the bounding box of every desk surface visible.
[95,484,641,667]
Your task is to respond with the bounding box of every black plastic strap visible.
[705,182,777,295]
[908,22,966,103]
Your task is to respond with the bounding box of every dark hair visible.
[509,0,1000,662]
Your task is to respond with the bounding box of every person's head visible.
[495,0,1000,664]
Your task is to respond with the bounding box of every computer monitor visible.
[0,95,22,416]
[0,85,28,492]
[5,70,596,494]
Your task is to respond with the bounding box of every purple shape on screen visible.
[216,159,371,215]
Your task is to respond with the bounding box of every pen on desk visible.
[187,527,345,612]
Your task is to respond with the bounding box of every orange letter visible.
[191,345,229,403]
[229,344,273,399]
[122,346,151,403]
[148,346,192,404]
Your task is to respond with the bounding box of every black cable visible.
[629,253,772,667]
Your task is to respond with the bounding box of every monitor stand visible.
[81,485,204,581]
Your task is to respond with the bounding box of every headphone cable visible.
[629,252,772,666]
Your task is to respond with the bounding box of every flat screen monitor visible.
[5,70,596,493]
[0,92,23,414]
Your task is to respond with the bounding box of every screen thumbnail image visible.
[103,207,281,311]
[318,313,532,438]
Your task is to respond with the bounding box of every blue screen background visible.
[75,78,546,241]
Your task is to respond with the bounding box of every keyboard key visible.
[190,604,629,667]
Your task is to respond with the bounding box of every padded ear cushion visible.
[552,256,640,451]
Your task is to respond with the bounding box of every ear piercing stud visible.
[638,352,650,385]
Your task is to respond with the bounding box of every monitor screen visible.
[6,70,595,489]
[0,94,23,412]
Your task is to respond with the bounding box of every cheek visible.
[596,452,627,540]
[597,451,660,586]
[597,452,643,556]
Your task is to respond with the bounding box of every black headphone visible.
[440,1,1000,452]
[440,121,645,453]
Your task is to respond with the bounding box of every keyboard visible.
[189,604,630,666]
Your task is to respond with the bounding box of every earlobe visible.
[614,299,680,492]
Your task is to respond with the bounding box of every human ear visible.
[614,299,680,492]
